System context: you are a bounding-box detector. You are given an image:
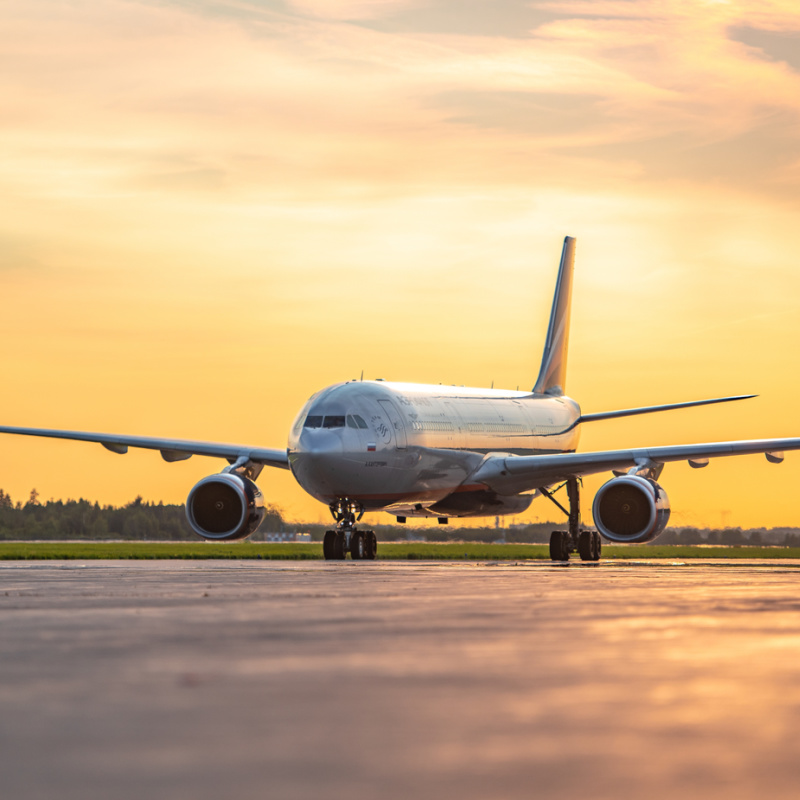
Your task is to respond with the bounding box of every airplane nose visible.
[292,430,345,494]
[297,428,344,456]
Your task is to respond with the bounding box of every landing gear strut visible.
[544,478,601,563]
[323,499,377,561]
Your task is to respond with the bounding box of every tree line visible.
[1,489,798,544]
[0,490,284,541]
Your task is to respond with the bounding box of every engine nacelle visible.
[592,475,670,544]
[186,474,265,541]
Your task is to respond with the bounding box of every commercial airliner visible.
[1,237,797,561]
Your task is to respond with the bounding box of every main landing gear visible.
[543,478,602,563]
[323,499,377,561]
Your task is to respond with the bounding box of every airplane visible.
[0,236,797,562]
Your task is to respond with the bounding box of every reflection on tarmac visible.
[2,559,800,800]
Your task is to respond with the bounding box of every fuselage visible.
[288,380,581,517]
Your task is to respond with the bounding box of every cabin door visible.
[378,399,407,449]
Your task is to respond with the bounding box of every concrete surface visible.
[3,559,800,799]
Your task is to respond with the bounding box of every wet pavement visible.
[2,558,800,799]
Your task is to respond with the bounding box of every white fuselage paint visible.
[288,381,581,517]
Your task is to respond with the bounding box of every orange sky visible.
[2,0,800,528]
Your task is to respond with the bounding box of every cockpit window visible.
[304,416,323,429]
[322,416,346,429]
[354,415,368,429]
[347,414,368,429]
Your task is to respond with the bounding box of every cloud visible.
[0,236,49,274]
[2,0,800,210]
[350,0,559,38]
[287,0,413,20]
[728,25,800,72]
[430,90,614,137]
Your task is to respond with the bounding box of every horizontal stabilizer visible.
[579,394,756,423]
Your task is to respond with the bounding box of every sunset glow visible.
[2,0,800,526]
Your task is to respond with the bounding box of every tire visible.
[361,530,376,560]
[333,531,346,560]
[591,531,602,561]
[578,530,593,561]
[323,530,336,560]
[350,531,364,560]
[549,531,570,562]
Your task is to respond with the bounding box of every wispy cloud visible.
[4,0,799,202]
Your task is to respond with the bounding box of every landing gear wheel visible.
[333,531,347,560]
[577,530,602,562]
[366,531,377,560]
[549,531,570,562]
[350,531,364,560]
[323,530,336,561]
[578,530,593,561]
[591,531,602,561]
[360,531,374,560]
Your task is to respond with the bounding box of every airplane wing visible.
[578,394,756,423]
[470,438,800,494]
[0,425,290,470]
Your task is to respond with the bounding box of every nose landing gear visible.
[323,499,377,561]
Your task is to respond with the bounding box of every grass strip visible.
[2,542,800,560]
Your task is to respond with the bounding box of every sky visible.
[2,0,800,528]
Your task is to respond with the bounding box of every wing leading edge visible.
[579,394,757,423]
[471,438,800,495]
[0,425,290,470]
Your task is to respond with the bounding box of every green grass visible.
[0,541,323,560]
[2,541,800,560]
[374,544,800,560]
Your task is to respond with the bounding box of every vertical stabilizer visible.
[532,236,576,396]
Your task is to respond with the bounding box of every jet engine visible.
[186,473,265,541]
[592,475,670,543]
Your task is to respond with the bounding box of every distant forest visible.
[1,489,799,545]
[0,489,283,542]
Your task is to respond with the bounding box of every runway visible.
[3,559,800,799]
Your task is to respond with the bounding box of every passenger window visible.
[304,416,323,429]
[354,415,368,429]
[322,416,345,429]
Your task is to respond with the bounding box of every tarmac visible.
[3,558,800,799]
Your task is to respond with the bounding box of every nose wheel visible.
[323,499,377,561]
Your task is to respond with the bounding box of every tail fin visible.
[532,236,576,396]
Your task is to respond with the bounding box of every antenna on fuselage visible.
[532,236,576,396]
[360,370,364,381]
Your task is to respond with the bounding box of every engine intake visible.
[592,475,670,544]
[186,473,265,541]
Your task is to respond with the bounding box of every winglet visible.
[533,236,576,396]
